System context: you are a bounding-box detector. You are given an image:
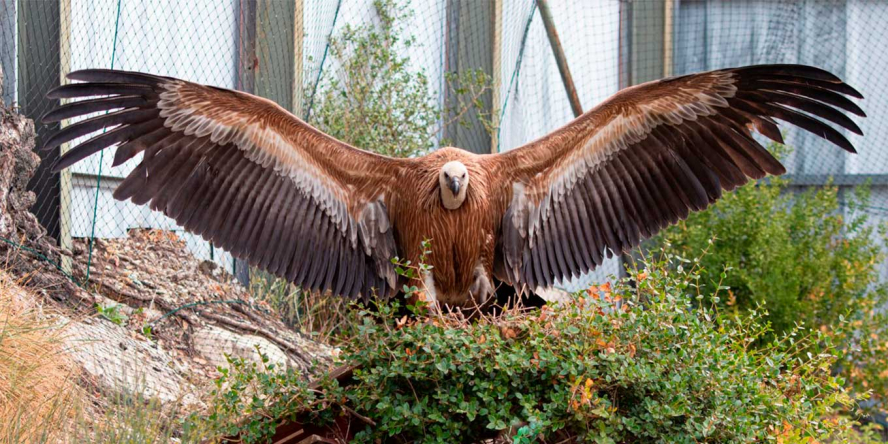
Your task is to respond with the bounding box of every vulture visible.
[42,64,865,308]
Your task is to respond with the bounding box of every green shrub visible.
[652,152,888,415]
[194,256,865,443]
[841,423,888,444]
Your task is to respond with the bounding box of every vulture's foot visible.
[469,263,494,306]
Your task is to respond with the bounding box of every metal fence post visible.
[17,0,62,242]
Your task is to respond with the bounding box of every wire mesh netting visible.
[3,0,888,436]
[1,0,887,311]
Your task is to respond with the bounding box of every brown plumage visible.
[43,64,865,307]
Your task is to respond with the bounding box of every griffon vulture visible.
[42,65,865,307]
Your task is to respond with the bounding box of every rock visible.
[0,72,77,300]
[192,325,297,370]
[0,91,38,240]
[62,314,203,409]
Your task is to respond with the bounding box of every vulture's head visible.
[439,161,469,210]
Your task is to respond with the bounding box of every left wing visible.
[484,64,865,289]
[43,69,407,300]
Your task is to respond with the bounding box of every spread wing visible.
[43,69,405,300]
[486,64,865,289]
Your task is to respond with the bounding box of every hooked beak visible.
[448,177,461,195]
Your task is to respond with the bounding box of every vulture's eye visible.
[444,172,450,179]
[462,173,466,178]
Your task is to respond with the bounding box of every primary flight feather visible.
[42,64,865,307]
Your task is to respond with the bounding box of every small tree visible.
[306,0,494,157]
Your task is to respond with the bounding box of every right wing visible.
[44,69,406,300]
[484,64,864,288]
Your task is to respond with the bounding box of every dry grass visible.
[67,394,186,444]
[249,269,357,344]
[0,270,83,443]
[0,268,196,443]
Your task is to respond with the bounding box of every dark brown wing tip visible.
[44,85,71,100]
[734,64,843,82]
[67,69,165,85]
[736,64,866,153]
[39,111,54,126]
[839,81,865,100]
[50,160,67,174]
[855,105,868,118]
[733,64,866,103]
[40,110,57,125]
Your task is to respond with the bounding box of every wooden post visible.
[233,0,257,287]
[618,0,670,278]
[489,0,503,153]
[663,0,674,78]
[236,0,257,96]
[58,0,73,274]
[233,0,304,286]
[239,0,303,123]
[443,0,494,154]
[618,0,631,89]
[628,0,666,85]
[292,0,304,117]
[17,0,62,241]
[536,0,582,118]
[255,0,299,113]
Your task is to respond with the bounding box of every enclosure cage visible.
[1,0,887,291]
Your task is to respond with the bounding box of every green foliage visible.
[140,324,154,340]
[842,423,888,443]
[95,303,127,326]
[652,147,888,414]
[391,238,434,284]
[653,176,885,336]
[183,348,323,444]
[194,256,868,443]
[307,0,494,157]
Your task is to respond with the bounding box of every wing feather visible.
[567,186,595,270]
[603,160,642,245]
[609,153,653,237]
[544,214,563,284]
[257,176,289,270]
[269,184,301,277]
[589,172,623,253]
[577,179,606,265]
[549,209,571,279]
[561,194,588,275]
[171,156,215,224]
[243,172,282,262]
